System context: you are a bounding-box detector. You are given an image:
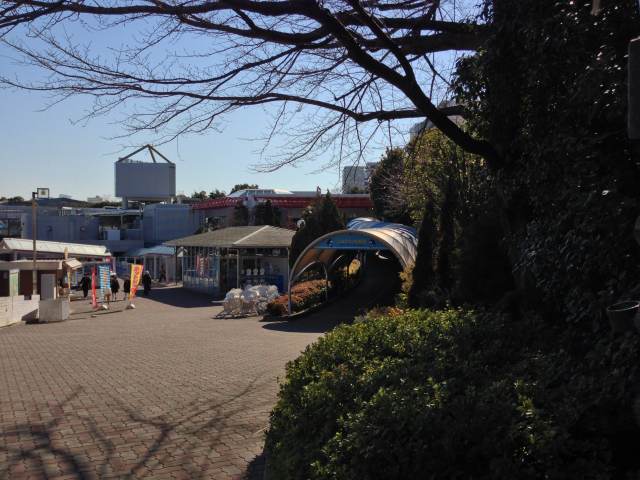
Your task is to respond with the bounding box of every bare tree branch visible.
[0,0,500,168]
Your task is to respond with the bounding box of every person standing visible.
[110,274,120,301]
[159,265,166,283]
[80,274,91,299]
[123,276,131,300]
[142,270,152,296]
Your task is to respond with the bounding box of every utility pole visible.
[31,191,37,297]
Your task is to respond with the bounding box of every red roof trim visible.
[193,195,373,210]
[192,198,242,210]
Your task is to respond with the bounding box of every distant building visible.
[87,195,113,204]
[409,100,464,141]
[0,202,199,256]
[193,188,373,229]
[342,163,378,193]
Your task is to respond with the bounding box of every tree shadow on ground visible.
[261,315,345,334]
[0,376,271,479]
[141,286,214,309]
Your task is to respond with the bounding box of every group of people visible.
[78,269,154,301]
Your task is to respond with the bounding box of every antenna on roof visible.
[117,145,174,164]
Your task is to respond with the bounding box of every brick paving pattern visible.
[0,287,334,479]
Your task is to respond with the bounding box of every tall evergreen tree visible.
[316,192,344,233]
[209,189,225,199]
[230,183,259,194]
[436,176,457,292]
[409,201,436,308]
[231,204,249,226]
[255,200,281,227]
[290,193,344,266]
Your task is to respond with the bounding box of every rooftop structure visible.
[115,145,176,207]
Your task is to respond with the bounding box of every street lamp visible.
[31,191,37,297]
[31,187,49,297]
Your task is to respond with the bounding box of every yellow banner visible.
[130,264,143,300]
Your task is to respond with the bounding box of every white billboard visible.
[115,162,176,200]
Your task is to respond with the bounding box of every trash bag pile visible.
[222,285,279,317]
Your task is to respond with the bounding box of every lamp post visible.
[31,188,49,298]
[31,191,37,297]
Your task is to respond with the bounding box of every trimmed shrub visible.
[267,280,327,316]
[266,308,640,479]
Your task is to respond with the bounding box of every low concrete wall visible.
[39,298,70,323]
[0,295,39,327]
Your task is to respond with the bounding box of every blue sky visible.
[0,14,441,201]
[0,83,350,199]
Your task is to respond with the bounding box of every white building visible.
[342,162,378,193]
[87,195,113,203]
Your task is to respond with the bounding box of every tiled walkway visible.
[0,287,334,479]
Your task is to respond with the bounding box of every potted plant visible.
[606,301,640,333]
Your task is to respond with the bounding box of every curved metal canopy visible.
[289,217,418,284]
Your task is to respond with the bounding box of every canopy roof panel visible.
[290,218,418,283]
[0,258,82,270]
[0,238,110,258]
[165,225,294,249]
[126,245,176,257]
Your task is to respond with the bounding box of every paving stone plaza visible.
[0,287,334,479]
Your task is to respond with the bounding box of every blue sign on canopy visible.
[315,233,387,250]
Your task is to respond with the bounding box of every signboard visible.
[196,255,209,277]
[98,265,110,302]
[129,264,143,300]
[315,233,387,251]
[9,269,18,297]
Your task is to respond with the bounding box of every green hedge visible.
[266,309,640,479]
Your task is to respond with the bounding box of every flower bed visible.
[266,279,327,316]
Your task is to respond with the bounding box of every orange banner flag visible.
[129,264,143,300]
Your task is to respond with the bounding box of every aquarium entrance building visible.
[165,226,294,297]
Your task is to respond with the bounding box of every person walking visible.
[110,274,120,301]
[123,276,131,300]
[142,270,152,296]
[80,273,91,299]
[159,265,166,283]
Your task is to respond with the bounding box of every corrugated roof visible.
[0,238,110,257]
[0,259,65,270]
[165,226,294,248]
[126,245,175,257]
[63,258,83,270]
